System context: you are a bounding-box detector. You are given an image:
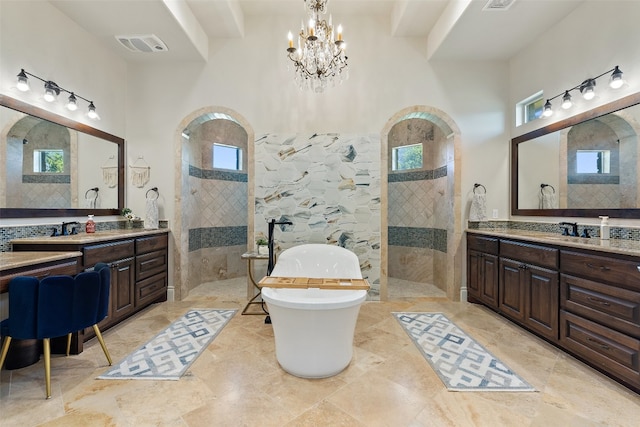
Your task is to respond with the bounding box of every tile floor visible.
[1,277,640,426]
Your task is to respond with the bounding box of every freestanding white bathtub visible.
[261,244,367,378]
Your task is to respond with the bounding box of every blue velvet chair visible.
[0,264,112,399]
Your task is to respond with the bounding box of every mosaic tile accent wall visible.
[388,226,447,252]
[188,226,247,251]
[0,220,135,252]
[254,133,381,296]
[468,220,640,241]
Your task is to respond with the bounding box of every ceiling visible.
[49,0,584,63]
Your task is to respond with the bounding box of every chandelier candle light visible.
[286,0,348,93]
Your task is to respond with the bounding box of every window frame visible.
[212,142,243,171]
[391,143,423,171]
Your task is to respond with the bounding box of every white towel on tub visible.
[469,193,487,221]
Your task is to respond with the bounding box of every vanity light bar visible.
[16,69,99,120]
[542,66,624,118]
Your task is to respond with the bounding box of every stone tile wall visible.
[254,133,381,297]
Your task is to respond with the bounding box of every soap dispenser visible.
[86,215,96,233]
[599,216,610,240]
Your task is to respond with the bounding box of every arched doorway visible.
[380,106,462,301]
[172,107,254,301]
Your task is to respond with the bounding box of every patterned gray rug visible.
[394,312,535,392]
[98,309,236,380]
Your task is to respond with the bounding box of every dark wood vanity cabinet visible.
[559,249,640,390]
[498,240,559,340]
[84,239,136,330]
[134,235,168,307]
[12,232,169,353]
[467,231,640,392]
[467,234,499,309]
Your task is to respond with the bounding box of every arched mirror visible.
[0,94,124,218]
[511,92,640,219]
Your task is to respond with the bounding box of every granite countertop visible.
[0,251,83,271]
[467,228,640,256]
[467,228,640,257]
[10,228,169,246]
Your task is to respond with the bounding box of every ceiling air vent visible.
[115,34,168,53]
[483,0,516,11]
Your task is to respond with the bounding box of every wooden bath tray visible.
[258,277,370,290]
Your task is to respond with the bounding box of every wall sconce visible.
[541,66,624,118]
[15,69,99,120]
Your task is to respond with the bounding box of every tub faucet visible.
[267,219,293,276]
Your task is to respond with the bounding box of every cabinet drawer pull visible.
[586,296,610,306]
[586,337,610,351]
[586,263,610,271]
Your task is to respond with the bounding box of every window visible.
[392,143,423,171]
[576,150,611,174]
[33,149,64,173]
[516,91,544,126]
[213,143,242,171]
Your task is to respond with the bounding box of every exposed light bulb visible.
[16,69,29,92]
[583,88,595,100]
[542,100,553,117]
[67,93,78,111]
[44,88,56,102]
[609,66,624,89]
[87,102,99,120]
[561,91,572,109]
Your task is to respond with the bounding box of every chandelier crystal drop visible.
[286,0,348,93]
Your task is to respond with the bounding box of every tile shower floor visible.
[1,277,639,426]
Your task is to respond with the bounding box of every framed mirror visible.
[0,94,124,218]
[511,92,640,219]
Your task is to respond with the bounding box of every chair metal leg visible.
[43,338,52,399]
[0,336,12,370]
[92,325,112,365]
[66,333,72,357]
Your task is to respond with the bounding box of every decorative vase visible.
[258,245,268,255]
[125,220,133,229]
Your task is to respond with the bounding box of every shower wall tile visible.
[198,245,246,282]
[388,246,433,283]
[188,226,247,252]
[19,182,71,209]
[388,226,447,253]
[567,183,621,209]
[387,117,452,292]
[254,133,381,293]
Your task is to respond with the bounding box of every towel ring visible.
[146,187,159,200]
[473,183,486,194]
[84,187,99,198]
[540,183,555,194]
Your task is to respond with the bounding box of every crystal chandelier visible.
[286,0,348,93]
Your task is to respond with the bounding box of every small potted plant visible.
[256,238,268,255]
[122,208,135,229]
